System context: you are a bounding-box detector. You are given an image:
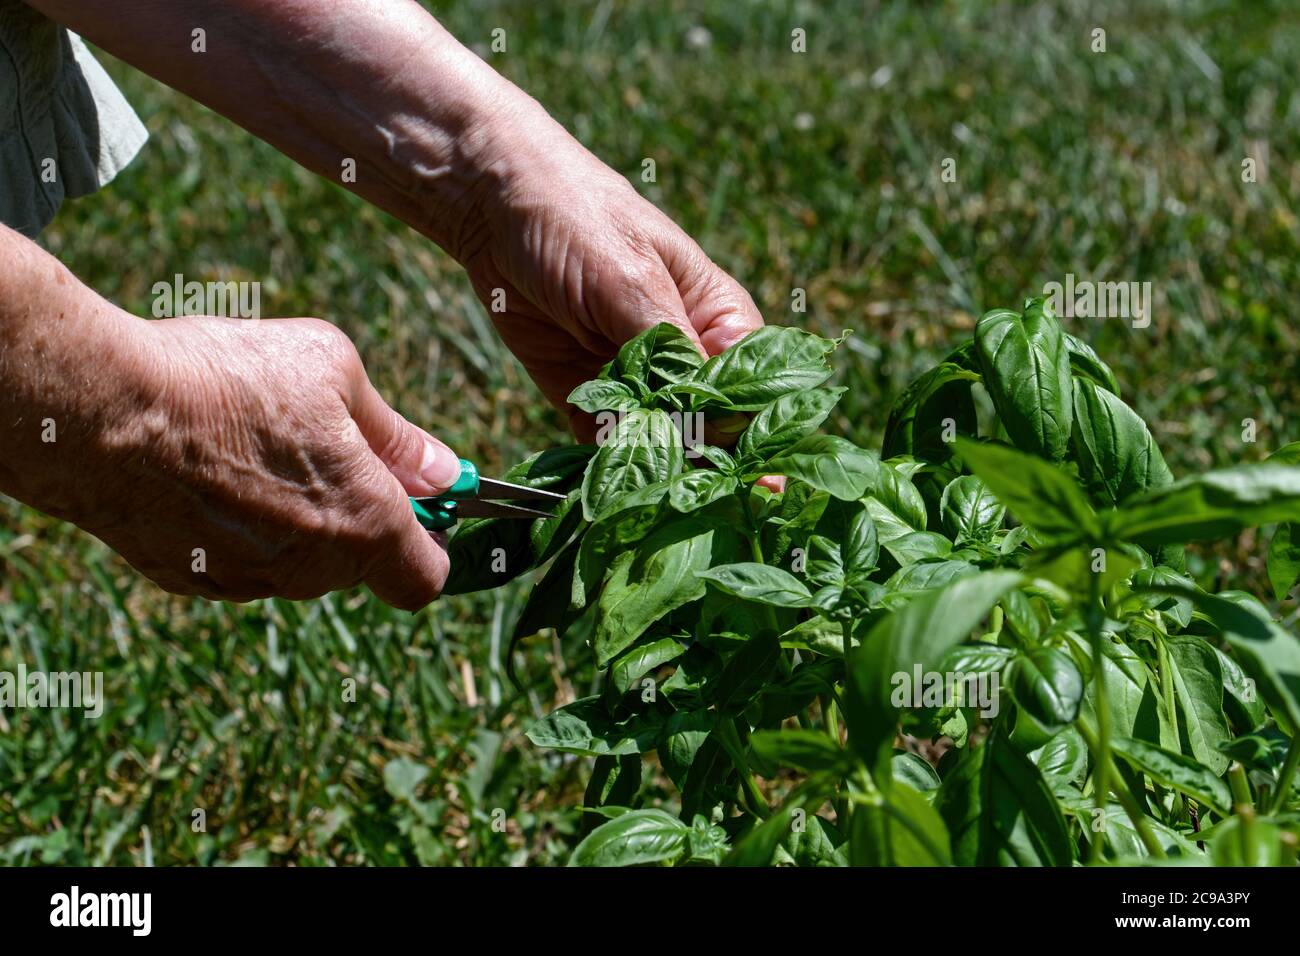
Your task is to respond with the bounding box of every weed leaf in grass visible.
[974,298,1072,461]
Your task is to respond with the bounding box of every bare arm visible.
[24,0,514,258]
[25,0,765,428]
[0,223,456,609]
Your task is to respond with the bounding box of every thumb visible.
[348,380,461,496]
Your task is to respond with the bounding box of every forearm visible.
[24,0,549,259]
[0,225,152,523]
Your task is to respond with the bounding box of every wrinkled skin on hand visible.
[81,316,459,609]
[454,109,766,442]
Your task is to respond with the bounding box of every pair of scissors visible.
[409,458,567,532]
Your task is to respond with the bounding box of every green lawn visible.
[3,0,1299,864]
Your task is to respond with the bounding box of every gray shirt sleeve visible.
[0,0,148,237]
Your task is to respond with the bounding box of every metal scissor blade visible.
[453,499,557,520]
[475,477,568,503]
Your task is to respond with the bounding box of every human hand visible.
[67,316,458,609]
[448,96,765,440]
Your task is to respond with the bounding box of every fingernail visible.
[420,440,461,490]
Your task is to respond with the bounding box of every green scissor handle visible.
[410,458,478,532]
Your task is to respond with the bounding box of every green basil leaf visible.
[864,460,928,543]
[582,409,684,521]
[692,326,838,410]
[610,636,688,695]
[850,782,953,866]
[511,538,579,641]
[667,469,738,513]
[881,362,982,460]
[570,478,673,610]
[1030,726,1088,793]
[1111,737,1232,817]
[699,562,814,608]
[1070,378,1173,507]
[892,752,942,792]
[749,730,851,773]
[765,435,877,500]
[1267,521,1300,602]
[568,808,690,867]
[1215,646,1268,733]
[1064,630,1164,744]
[974,298,1072,461]
[1134,585,1300,738]
[956,438,1100,541]
[568,379,640,414]
[657,710,717,790]
[738,387,845,462]
[939,475,1006,542]
[845,570,1021,781]
[881,531,952,568]
[526,697,664,756]
[608,322,703,391]
[714,631,783,712]
[1107,463,1300,547]
[583,755,642,817]
[529,487,585,565]
[1165,635,1232,776]
[1064,332,1120,395]
[593,521,713,665]
[1008,646,1084,730]
[444,445,595,595]
[933,731,1074,866]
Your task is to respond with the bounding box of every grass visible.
[3,0,1299,864]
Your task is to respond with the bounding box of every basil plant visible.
[446,298,1300,867]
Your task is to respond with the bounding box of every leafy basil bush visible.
[447,298,1300,866]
